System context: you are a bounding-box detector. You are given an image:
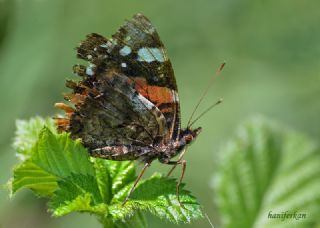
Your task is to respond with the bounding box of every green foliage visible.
[108,174,202,223]
[213,117,320,228]
[10,118,203,227]
[13,117,56,159]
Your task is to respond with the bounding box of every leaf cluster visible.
[10,117,203,228]
[213,117,320,228]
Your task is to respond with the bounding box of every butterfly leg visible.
[122,162,151,206]
[166,147,188,177]
[163,159,187,207]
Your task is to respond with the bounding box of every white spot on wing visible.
[86,64,95,76]
[137,47,166,62]
[86,68,94,76]
[121,62,127,68]
[119,46,132,56]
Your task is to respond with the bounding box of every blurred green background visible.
[1,0,320,227]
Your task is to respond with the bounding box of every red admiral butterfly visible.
[54,13,222,206]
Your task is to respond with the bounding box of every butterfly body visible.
[90,127,201,163]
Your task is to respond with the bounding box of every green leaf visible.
[48,173,105,217]
[32,127,94,178]
[100,211,147,228]
[113,211,147,228]
[212,117,320,228]
[106,160,136,196]
[12,127,94,196]
[13,117,55,160]
[12,160,58,197]
[92,158,113,204]
[109,173,203,224]
[92,159,136,204]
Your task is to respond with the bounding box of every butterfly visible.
[54,13,206,206]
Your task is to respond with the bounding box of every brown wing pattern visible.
[55,71,168,151]
[55,14,181,153]
[74,14,181,141]
[113,14,181,140]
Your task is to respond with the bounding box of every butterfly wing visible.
[74,14,181,142]
[55,14,181,158]
[56,71,168,152]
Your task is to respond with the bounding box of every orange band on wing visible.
[133,78,175,111]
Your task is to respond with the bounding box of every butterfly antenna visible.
[205,211,215,228]
[188,98,223,127]
[187,62,226,128]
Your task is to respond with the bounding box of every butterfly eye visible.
[184,134,193,144]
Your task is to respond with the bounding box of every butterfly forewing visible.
[108,14,181,141]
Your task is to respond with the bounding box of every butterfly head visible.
[181,127,202,145]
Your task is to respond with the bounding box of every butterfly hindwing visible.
[57,72,168,153]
